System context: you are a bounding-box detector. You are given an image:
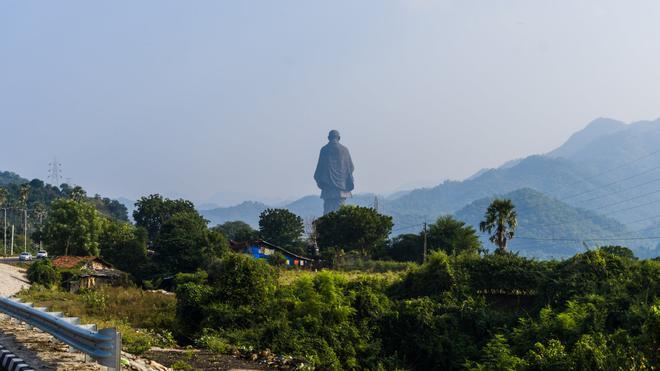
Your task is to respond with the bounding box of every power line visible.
[590,189,660,211]
[623,214,660,226]
[391,223,424,233]
[607,198,660,215]
[562,149,660,188]
[560,164,660,201]
[577,177,660,204]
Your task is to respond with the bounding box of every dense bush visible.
[173,247,659,370]
[26,259,59,287]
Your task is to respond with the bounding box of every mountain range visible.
[200,117,660,258]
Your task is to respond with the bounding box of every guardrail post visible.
[113,330,121,371]
[98,327,121,370]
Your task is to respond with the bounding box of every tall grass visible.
[17,285,177,354]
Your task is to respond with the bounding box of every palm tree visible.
[479,199,517,253]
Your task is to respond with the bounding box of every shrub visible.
[394,251,455,298]
[26,259,59,287]
[336,258,416,273]
[197,332,232,353]
[79,289,108,314]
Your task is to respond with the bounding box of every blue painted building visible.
[231,239,316,268]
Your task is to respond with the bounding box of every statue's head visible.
[328,130,341,142]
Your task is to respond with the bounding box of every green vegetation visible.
[42,198,107,256]
[258,208,305,253]
[428,215,483,256]
[0,173,127,255]
[133,194,197,247]
[163,247,658,370]
[456,189,633,258]
[212,220,258,242]
[18,286,176,355]
[13,185,658,369]
[154,211,228,274]
[480,198,518,252]
[315,205,393,257]
[26,259,58,287]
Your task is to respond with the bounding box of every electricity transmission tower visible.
[48,157,63,186]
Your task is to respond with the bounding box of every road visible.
[0,258,30,296]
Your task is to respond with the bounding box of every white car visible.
[19,252,33,261]
[36,250,48,259]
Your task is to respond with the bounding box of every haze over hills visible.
[3,117,660,258]
[201,117,660,258]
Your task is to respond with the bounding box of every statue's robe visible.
[314,141,354,213]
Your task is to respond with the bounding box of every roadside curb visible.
[0,344,34,371]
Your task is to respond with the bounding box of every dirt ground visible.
[145,349,277,371]
[0,260,30,297]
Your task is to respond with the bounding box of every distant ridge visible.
[454,188,633,258]
[547,117,626,159]
[200,117,660,258]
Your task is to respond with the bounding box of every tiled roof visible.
[51,256,106,269]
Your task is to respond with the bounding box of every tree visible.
[479,199,517,253]
[212,220,258,242]
[428,215,482,256]
[258,208,304,251]
[155,211,229,274]
[526,339,574,370]
[133,194,197,247]
[388,233,424,263]
[599,245,636,260]
[68,186,87,201]
[315,206,393,257]
[42,198,106,256]
[99,221,148,277]
[467,334,526,370]
[19,184,30,207]
[89,196,129,221]
[0,187,7,209]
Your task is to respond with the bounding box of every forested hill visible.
[0,171,27,186]
[0,171,128,221]
[388,117,660,227]
[454,188,642,258]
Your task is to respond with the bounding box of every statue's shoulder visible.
[320,142,350,156]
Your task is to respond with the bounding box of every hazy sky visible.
[2,1,659,206]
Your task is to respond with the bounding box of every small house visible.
[51,256,126,292]
[230,239,316,268]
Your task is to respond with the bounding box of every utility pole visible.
[24,208,28,252]
[3,208,6,256]
[37,210,45,250]
[423,222,428,263]
[11,225,14,256]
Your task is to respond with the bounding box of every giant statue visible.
[314,130,355,215]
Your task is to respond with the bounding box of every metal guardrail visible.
[0,296,121,370]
